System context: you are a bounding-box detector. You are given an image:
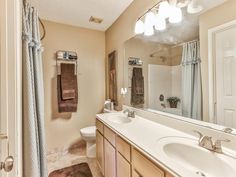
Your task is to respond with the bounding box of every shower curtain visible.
[181,40,202,120]
[22,3,47,177]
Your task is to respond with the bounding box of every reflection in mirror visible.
[124,0,236,131]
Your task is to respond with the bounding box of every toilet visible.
[80,126,96,158]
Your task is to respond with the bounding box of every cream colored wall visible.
[42,20,105,151]
[105,0,161,109]
[200,0,236,121]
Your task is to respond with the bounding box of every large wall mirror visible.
[123,0,236,133]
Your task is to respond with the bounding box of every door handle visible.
[0,133,14,172]
[0,156,14,172]
[0,133,7,140]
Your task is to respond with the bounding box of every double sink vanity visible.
[96,109,236,177]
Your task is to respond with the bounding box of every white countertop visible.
[96,112,200,177]
[96,112,236,177]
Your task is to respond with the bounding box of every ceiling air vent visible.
[89,16,103,24]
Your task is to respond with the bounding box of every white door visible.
[0,0,22,177]
[215,27,236,128]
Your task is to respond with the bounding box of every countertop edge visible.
[96,114,181,177]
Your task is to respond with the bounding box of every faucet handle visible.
[215,138,231,145]
[214,139,231,153]
[193,130,203,139]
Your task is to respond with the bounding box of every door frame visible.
[0,0,22,177]
[208,19,236,124]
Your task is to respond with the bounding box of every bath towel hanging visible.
[57,63,78,112]
[131,67,144,106]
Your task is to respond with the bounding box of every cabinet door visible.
[133,170,142,177]
[104,139,116,177]
[96,130,104,175]
[117,152,131,177]
[132,149,165,177]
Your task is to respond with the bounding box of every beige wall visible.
[105,0,161,109]
[42,20,105,151]
[200,0,236,121]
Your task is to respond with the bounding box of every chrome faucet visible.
[123,109,135,118]
[194,130,230,153]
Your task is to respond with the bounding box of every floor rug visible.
[49,163,93,177]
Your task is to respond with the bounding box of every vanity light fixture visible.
[187,0,203,14]
[155,13,166,31]
[144,11,156,36]
[159,1,171,19]
[145,11,156,26]
[169,6,183,23]
[134,20,145,34]
[134,0,203,35]
[144,23,154,36]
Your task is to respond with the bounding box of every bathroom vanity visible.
[96,116,174,177]
[96,112,236,177]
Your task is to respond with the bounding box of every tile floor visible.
[47,143,103,177]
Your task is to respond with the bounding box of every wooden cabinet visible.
[132,148,165,177]
[96,130,104,175]
[96,120,175,177]
[104,126,116,146]
[104,139,116,177]
[96,120,104,134]
[117,152,131,177]
[116,136,131,162]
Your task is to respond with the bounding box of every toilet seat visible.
[80,126,96,137]
[80,126,96,158]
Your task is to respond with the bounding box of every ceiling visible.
[29,0,134,31]
[136,0,227,45]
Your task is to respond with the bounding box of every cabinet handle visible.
[134,169,143,177]
[0,133,8,140]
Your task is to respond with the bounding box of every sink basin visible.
[157,137,236,177]
[107,114,131,124]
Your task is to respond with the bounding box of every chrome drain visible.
[196,171,206,177]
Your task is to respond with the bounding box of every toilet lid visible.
[80,126,96,137]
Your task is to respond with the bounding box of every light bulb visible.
[187,0,203,14]
[169,6,182,23]
[134,19,144,34]
[145,11,156,26]
[144,23,154,36]
[155,14,166,31]
[159,1,171,19]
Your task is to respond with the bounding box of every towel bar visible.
[56,50,78,75]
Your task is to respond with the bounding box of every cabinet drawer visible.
[132,148,165,177]
[104,126,116,146]
[117,152,131,177]
[116,136,131,162]
[166,172,174,177]
[96,119,104,135]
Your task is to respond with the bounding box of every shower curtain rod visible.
[172,39,199,48]
[23,0,46,40]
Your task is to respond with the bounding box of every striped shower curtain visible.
[22,3,47,177]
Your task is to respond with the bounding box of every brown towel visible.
[57,63,78,112]
[131,67,144,106]
[61,63,76,100]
